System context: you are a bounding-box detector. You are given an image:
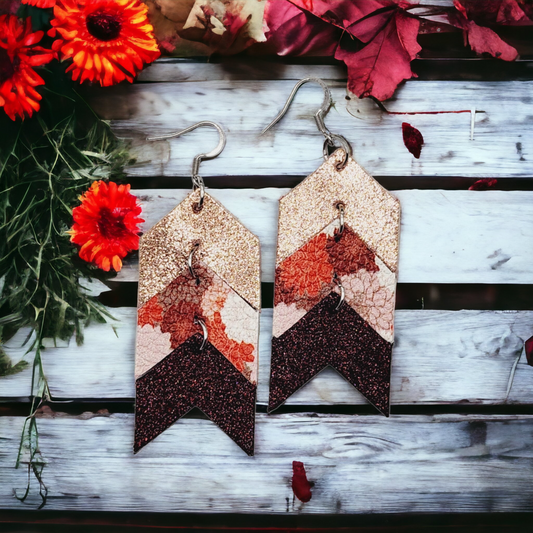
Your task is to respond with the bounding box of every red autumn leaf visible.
[263,0,340,56]
[292,461,312,502]
[449,1,519,61]
[266,1,422,100]
[402,122,424,159]
[525,335,533,367]
[454,0,533,26]
[289,0,388,32]
[337,10,421,101]
[468,178,498,190]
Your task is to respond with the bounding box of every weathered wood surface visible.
[2,58,533,517]
[110,189,533,284]
[87,78,533,179]
[2,414,533,513]
[2,309,532,406]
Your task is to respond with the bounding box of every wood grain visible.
[111,189,533,284]
[2,414,533,513]
[2,308,532,406]
[87,79,533,179]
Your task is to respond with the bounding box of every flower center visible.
[97,207,129,239]
[86,11,122,41]
[0,48,18,84]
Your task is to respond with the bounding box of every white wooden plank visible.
[87,79,533,178]
[2,309,532,406]
[115,189,533,284]
[2,414,533,513]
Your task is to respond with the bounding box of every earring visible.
[263,79,401,416]
[134,121,260,455]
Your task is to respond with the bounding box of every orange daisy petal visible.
[0,15,53,121]
[50,0,160,87]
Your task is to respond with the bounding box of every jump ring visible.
[194,317,208,351]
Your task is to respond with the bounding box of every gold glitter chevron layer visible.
[276,150,401,272]
[138,190,261,309]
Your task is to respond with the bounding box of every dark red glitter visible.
[135,334,256,455]
[269,292,392,415]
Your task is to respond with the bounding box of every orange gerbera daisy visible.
[0,15,54,120]
[22,0,57,7]
[49,0,160,86]
[69,181,144,272]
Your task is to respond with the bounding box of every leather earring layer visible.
[263,79,401,416]
[134,121,260,455]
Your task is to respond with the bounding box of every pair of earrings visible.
[133,79,401,456]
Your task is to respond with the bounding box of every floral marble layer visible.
[273,221,396,343]
[135,261,259,383]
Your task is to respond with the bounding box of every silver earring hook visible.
[261,77,352,169]
[147,121,226,210]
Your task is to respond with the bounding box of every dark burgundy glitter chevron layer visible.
[135,334,256,455]
[269,292,392,414]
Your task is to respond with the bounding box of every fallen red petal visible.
[402,122,424,159]
[525,336,533,367]
[292,461,312,502]
[468,178,498,190]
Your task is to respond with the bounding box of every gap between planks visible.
[2,308,532,406]
[1,413,533,513]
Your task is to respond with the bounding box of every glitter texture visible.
[276,150,401,272]
[136,261,259,383]
[269,293,392,415]
[138,189,260,309]
[135,334,256,455]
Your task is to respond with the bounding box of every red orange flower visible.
[69,181,144,272]
[22,0,56,7]
[0,15,54,120]
[49,0,160,86]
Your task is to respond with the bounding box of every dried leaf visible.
[468,178,498,190]
[402,122,424,159]
[337,10,421,101]
[455,0,533,26]
[263,0,340,56]
[292,461,312,502]
[449,1,519,61]
[525,335,533,367]
[290,0,387,32]
[179,0,267,54]
[146,0,213,55]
